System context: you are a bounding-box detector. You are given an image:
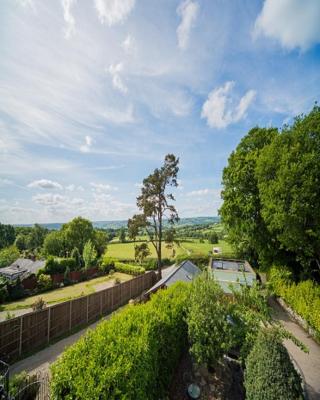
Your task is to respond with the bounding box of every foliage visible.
[134,242,151,264]
[208,231,219,244]
[175,254,210,270]
[129,154,179,277]
[62,217,94,254]
[5,311,15,320]
[14,233,29,251]
[37,273,53,292]
[50,282,190,399]
[9,371,37,398]
[32,297,46,311]
[0,245,20,268]
[114,261,145,276]
[28,224,48,249]
[268,265,320,339]
[220,127,279,268]
[244,329,304,400]
[44,257,76,275]
[7,277,25,300]
[186,272,234,367]
[119,227,126,243]
[127,215,143,242]
[70,247,82,270]
[256,107,320,276]
[93,229,109,257]
[82,240,97,269]
[99,255,116,274]
[0,223,15,249]
[43,230,67,257]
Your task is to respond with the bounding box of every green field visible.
[1,272,132,312]
[106,239,235,260]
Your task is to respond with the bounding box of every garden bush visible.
[44,257,77,275]
[99,255,116,274]
[114,261,145,276]
[175,254,210,270]
[268,265,320,339]
[245,329,304,400]
[50,282,190,399]
[37,273,53,292]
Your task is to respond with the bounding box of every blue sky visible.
[1,0,320,224]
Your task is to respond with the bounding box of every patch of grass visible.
[2,273,131,312]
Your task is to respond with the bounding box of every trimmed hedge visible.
[175,254,210,270]
[268,265,320,339]
[114,261,145,276]
[50,282,190,399]
[245,329,303,400]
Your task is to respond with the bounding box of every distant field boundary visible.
[0,271,156,363]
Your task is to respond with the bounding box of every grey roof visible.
[147,260,201,294]
[0,258,45,281]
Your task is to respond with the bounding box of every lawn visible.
[106,239,235,260]
[1,272,132,312]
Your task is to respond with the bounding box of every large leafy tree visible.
[62,217,94,254]
[43,230,67,257]
[129,154,179,277]
[256,107,320,277]
[0,223,15,250]
[219,127,279,267]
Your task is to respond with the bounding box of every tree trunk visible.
[158,217,162,279]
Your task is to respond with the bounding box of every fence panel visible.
[22,310,48,354]
[88,292,101,323]
[0,271,156,362]
[71,296,87,329]
[0,318,20,362]
[49,301,71,340]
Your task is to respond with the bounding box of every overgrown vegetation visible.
[114,261,145,276]
[268,265,320,339]
[50,282,189,399]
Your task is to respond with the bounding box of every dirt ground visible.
[169,351,245,400]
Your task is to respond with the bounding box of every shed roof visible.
[0,258,45,281]
[147,260,201,294]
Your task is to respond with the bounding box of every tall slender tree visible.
[129,154,179,278]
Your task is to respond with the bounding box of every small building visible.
[146,260,201,295]
[210,258,256,293]
[0,258,45,282]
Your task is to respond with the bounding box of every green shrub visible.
[37,273,53,292]
[44,257,76,275]
[245,329,304,400]
[187,272,234,367]
[59,258,77,272]
[99,256,116,274]
[175,254,210,270]
[9,371,39,398]
[268,265,320,339]
[114,261,145,276]
[50,282,190,399]
[0,245,20,268]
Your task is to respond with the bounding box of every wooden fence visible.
[0,271,156,363]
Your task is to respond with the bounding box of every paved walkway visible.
[270,298,320,400]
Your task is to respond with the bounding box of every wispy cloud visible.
[80,135,93,153]
[94,0,135,26]
[177,0,199,50]
[27,179,63,190]
[108,63,128,94]
[62,0,76,39]
[201,81,256,128]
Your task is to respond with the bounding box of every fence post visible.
[47,307,51,344]
[100,291,103,316]
[129,279,132,300]
[86,295,89,323]
[19,316,23,356]
[111,287,114,311]
[69,300,72,331]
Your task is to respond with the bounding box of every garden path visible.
[270,297,320,400]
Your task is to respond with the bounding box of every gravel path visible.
[270,297,320,400]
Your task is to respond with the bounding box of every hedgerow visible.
[245,329,304,400]
[268,265,320,339]
[50,282,189,399]
[114,261,145,276]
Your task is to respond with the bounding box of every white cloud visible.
[254,0,320,51]
[80,135,93,153]
[122,34,135,54]
[108,63,128,94]
[62,0,76,39]
[176,0,199,50]
[65,184,84,191]
[94,0,135,26]
[201,81,256,128]
[28,179,63,190]
[0,178,14,186]
[32,193,65,206]
[90,182,118,192]
[103,104,135,124]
